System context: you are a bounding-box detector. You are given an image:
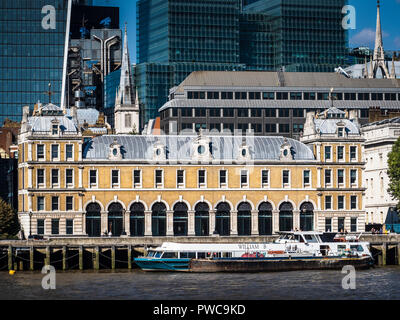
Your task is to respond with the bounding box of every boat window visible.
[350,245,364,252]
[222,252,232,258]
[162,252,178,258]
[338,245,346,253]
[197,252,206,259]
[180,252,196,259]
[154,252,163,258]
[147,251,154,257]
[304,235,318,243]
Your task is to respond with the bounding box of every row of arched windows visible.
[85,201,315,237]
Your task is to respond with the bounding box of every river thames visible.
[0,266,399,300]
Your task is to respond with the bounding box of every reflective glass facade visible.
[136,0,244,124]
[103,68,121,127]
[244,0,349,72]
[0,0,70,124]
[137,0,241,64]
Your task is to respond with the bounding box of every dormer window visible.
[338,127,344,137]
[279,139,293,161]
[52,124,59,135]
[192,130,212,162]
[108,138,122,160]
[238,143,251,162]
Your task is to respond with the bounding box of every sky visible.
[93,0,400,64]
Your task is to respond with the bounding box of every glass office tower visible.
[0,0,93,124]
[136,0,244,125]
[244,0,349,72]
[0,0,69,124]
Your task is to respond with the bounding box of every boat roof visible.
[277,231,324,236]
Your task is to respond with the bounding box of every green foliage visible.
[0,198,20,239]
[387,137,400,208]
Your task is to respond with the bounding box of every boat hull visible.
[134,258,191,271]
[188,256,374,273]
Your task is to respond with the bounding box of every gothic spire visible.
[372,0,390,78]
[117,22,134,105]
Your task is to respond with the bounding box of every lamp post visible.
[121,208,127,236]
[28,211,32,239]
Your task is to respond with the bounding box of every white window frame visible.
[176,169,186,189]
[350,145,358,162]
[51,144,60,161]
[65,144,74,161]
[325,195,332,210]
[198,169,207,188]
[337,169,345,187]
[303,169,311,188]
[37,196,45,212]
[219,169,228,188]
[111,169,120,188]
[37,144,45,161]
[261,169,269,188]
[51,196,59,212]
[240,169,249,189]
[337,145,345,162]
[337,195,345,210]
[324,169,332,187]
[133,169,142,189]
[36,168,45,188]
[155,169,164,189]
[66,196,74,211]
[350,195,358,210]
[350,169,358,187]
[51,168,60,188]
[65,168,74,189]
[282,169,290,188]
[324,145,332,162]
[89,169,98,189]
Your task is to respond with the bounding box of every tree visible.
[0,198,20,239]
[388,137,400,208]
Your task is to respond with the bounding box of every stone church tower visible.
[114,24,139,134]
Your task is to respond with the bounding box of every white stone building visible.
[362,118,400,225]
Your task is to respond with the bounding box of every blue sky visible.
[94,0,400,63]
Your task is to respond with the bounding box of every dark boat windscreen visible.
[320,233,337,242]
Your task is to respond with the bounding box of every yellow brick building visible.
[18,104,365,238]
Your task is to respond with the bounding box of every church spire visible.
[117,22,134,105]
[114,23,139,134]
[371,0,391,78]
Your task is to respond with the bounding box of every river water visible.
[1,266,400,300]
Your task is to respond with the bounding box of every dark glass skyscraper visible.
[0,0,69,124]
[243,0,348,72]
[0,0,93,124]
[136,0,245,125]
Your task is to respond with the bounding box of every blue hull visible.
[134,258,191,271]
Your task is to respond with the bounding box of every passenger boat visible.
[133,231,374,272]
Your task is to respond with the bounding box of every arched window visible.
[108,202,123,236]
[195,202,209,236]
[237,202,251,236]
[279,202,293,232]
[300,202,314,231]
[258,202,273,235]
[173,203,188,236]
[130,202,145,236]
[152,202,166,236]
[215,202,230,236]
[86,203,101,237]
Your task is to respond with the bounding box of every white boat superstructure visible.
[145,231,372,260]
